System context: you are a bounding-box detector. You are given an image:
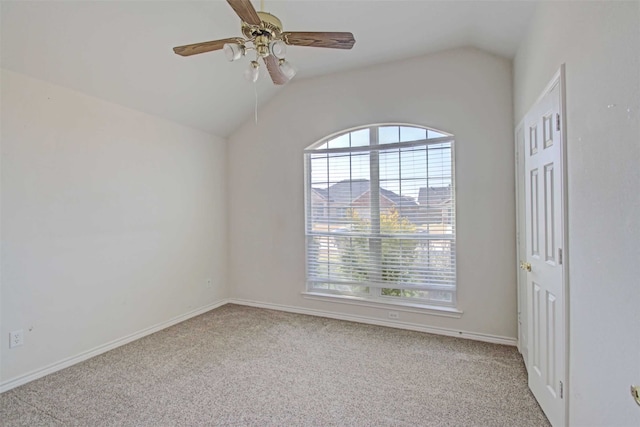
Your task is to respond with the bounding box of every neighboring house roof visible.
[314,179,418,206]
[379,187,418,207]
[326,179,370,205]
[311,187,329,200]
[418,186,452,206]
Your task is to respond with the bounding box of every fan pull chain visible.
[254,80,259,124]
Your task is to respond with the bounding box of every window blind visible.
[304,125,456,306]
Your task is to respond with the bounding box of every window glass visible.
[400,126,426,142]
[350,128,370,147]
[379,126,399,144]
[327,133,350,149]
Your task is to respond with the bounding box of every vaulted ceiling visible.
[0,1,537,137]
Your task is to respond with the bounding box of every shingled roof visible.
[418,186,453,206]
[315,179,418,206]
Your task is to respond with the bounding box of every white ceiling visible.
[1,1,537,137]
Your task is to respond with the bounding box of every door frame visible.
[514,120,527,367]
[516,64,570,426]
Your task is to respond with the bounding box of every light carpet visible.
[0,304,550,426]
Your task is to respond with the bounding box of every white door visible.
[523,69,567,427]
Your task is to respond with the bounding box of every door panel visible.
[532,281,541,374]
[545,290,557,394]
[530,168,539,257]
[544,163,555,263]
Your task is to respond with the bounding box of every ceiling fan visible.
[173,0,356,85]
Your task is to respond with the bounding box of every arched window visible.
[304,124,456,307]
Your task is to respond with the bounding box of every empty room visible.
[1,1,638,426]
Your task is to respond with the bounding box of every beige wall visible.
[1,70,228,383]
[514,1,640,425]
[228,47,518,340]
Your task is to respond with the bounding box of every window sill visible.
[301,292,463,319]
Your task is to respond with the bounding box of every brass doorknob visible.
[520,261,532,272]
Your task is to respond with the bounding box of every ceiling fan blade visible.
[173,38,243,57]
[226,0,261,26]
[282,32,356,49]
[263,55,290,85]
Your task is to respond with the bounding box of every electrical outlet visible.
[206,279,212,288]
[388,311,399,320]
[9,330,24,348]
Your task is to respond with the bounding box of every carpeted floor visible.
[1,304,550,426]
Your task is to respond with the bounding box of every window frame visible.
[304,124,458,310]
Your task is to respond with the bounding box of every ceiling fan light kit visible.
[244,60,260,83]
[278,59,296,80]
[173,0,355,85]
[269,40,287,59]
[223,42,245,61]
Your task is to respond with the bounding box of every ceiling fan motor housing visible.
[242,12,283,39]
[242,12,283,58]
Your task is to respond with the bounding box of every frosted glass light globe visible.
[223,43,244,62]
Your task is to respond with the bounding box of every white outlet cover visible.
[9,330,24,348]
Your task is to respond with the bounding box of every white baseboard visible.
[0,300,228,393]
[228,298,518,346]
[2,297,517,393]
